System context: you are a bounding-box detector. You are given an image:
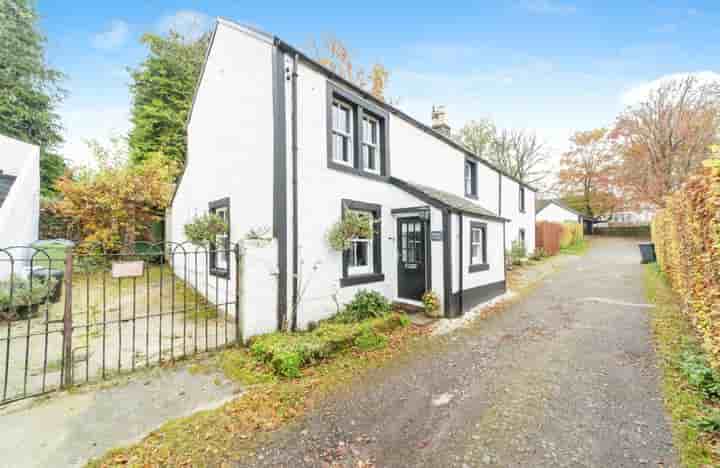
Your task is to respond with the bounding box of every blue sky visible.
[38,1,720,168]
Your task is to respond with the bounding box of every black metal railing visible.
[0,242,241,406]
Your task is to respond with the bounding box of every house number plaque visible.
[111,261,145,279]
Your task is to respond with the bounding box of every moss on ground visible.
[86,313,426,468]
[644,264,720,467]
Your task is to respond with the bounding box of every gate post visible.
[234,243,244,345]
[61,248,74,388]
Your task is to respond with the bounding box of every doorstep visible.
[392,301,437,327]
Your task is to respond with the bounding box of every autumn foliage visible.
[652,152,720,366]
[53,156,178,253]
[557,128,619,218]
[614,76,720,207]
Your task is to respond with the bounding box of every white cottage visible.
[0,133,40,279]
[536,200,584,224]
[169,19,536,338]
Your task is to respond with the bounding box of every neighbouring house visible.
[168,18,536,338]
[535,198,594,233]
[535,199,584,224]
[607,207,654,226]
[0,134,40,279]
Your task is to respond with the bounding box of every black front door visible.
[397,217,427,301]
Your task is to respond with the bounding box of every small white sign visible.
[111,261,145,279]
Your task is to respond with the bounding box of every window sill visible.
[469,263,490,273]
[328,161,389,182]
[340,273,385,287]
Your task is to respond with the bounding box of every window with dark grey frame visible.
[327,83,389,180]
[464,159,477,198]
[469,221,489,272]
[340,199,384,287]
[519,228,526,249]
[209,197,230,278]
[519,186,526,213]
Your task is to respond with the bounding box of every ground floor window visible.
[469,221,489,272]
[341,199,383,287]
[209,197,230,277]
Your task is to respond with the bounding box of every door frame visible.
[395,213,432,302]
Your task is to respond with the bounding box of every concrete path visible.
[241,237,677,467]
[0,360,241,468]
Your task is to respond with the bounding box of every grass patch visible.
[86,314,425,468]
[560,239,589,255]
[644,264,720,467]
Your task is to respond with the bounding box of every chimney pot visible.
[431,105,451,136]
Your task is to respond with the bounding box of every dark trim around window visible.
[469,221,489,273]
[208,197,230,278]
[519,186,526,213]
[327,82,390,181]
[465,159,477,199]
[340,199,384,287]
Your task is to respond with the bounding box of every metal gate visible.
[0,243,241,406]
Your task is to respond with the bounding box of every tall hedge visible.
[652,156,720,366]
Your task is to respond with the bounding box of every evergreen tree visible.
[128,31,209,166]
[0,0,66,196]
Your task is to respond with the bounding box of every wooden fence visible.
[536,222,562,255]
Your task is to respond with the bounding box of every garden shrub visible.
[652,153,720,367]
[0,276,58,319]
[250,312,408,377]
[510,240,526,265]
[334,289,392,323]
[680,350,720,400]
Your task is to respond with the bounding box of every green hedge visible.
[593,225,650,237]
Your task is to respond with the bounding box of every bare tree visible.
[614,75,720,206]
[488,129,549,187]
[457,119,496,158]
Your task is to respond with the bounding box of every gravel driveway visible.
[239,237,676,467]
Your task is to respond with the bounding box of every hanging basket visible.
[327,212,373,251]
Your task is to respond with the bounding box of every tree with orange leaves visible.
[557,128,620,218]
[52,138,178,253]
[613,76,720,207]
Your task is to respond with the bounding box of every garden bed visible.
[250,313,409,377]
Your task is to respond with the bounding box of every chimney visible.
[431,105,451,136]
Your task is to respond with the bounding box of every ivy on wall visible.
[652,153,720,367]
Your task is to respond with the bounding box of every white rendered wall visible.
[389,117,500,214]
[537,203,580,223]
[169,21,277,337]
[291,60,442,328]
[0,134,40,279]
[501,176,535,254]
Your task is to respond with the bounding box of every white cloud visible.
[519,0,577,15]
[157,10,211,41]
[620,71,720,106]
[92,20,130,50]
[59,104,131,166]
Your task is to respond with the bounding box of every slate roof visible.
[536,199,584,218]
[0,173,16,208]
[390,178,507,221]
